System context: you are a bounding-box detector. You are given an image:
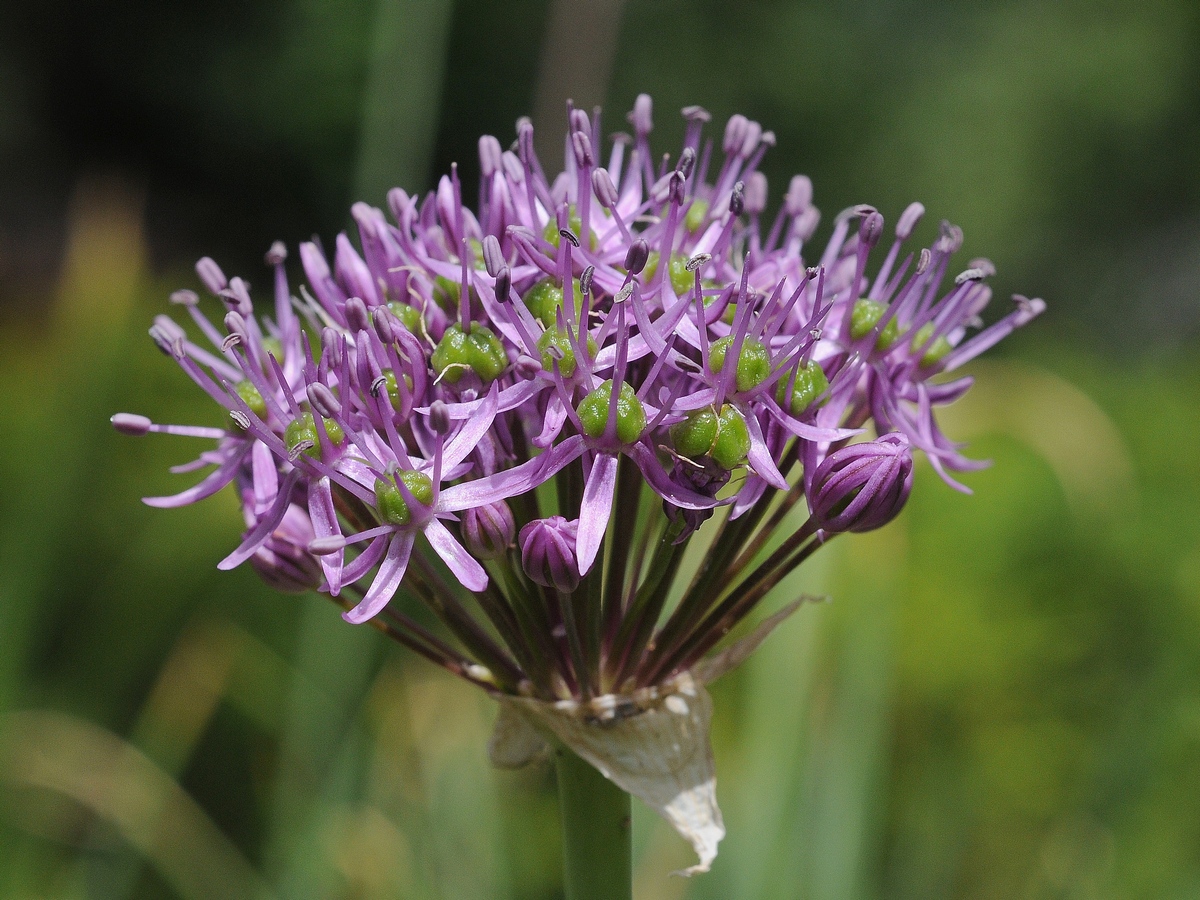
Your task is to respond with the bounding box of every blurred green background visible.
[1,0,1198,897]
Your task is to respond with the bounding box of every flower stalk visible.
[556,746,632,900]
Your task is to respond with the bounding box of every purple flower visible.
[116,94,1039,706]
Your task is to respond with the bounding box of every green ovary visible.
[775,360,829,415]
[285,412,344,458]
[577,380,646,444]
[431,323,508,383]
[375,471,435,526]
[849,298,900,350]
[909,321,952,367]
[522,277,584,329]
[670,405,750,469]
[537,329,597,378]
[708,335,771,392]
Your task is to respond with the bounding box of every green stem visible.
[556,746,632,900]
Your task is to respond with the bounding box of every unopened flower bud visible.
[249,504,323,593]
[809,434,913,534]
[519,516,580,592]
[463,500,516,560]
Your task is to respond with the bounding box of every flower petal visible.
[344,532,414,624]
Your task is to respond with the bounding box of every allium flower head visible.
[115,94,1042,872]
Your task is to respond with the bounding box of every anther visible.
[745,172,768,216]
[110,413,152,436]
[676,147,696,179]
[614,283,635,304]
[429,399,452,436]
[515,354,541,379]
[580,265,595,298]
[681,105,711,123]
[370,375,388,398]
[494,266,511,302]
[170,289,199,306]
[668,171,687,205]
[559,228,580,248]
[373,307,395,344]
[195,257,227,295]
[786,176,812,216]
[478,135,503,178]
[723,115,749,154]
[624,239,650,275]
[571,131,594,168]
[916,248,932,274]
[481,234,505,276]
[229,409,251,430]
[265,241,287,266]
[592,168,619,209]
[896,202,925,240]
[307,383,341,419]
[308,535,347,555]
[344,296,370,333]
[969,257,997,277]
[629,94,653,135]
[569,107,591,134]
[860,211,885,249]
[729,181,746,216]
[955,267,986,285]
[685,253,711,272]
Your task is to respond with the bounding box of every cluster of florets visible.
[114,95,1042,699]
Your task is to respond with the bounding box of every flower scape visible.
[114,94,1043,871]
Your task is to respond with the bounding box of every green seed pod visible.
[235,380,268,422]
[536,328,598,378]
[669,405,750,469]
[711,405,751,470]
[708,335,772,392]
[284,411,344,458]
[386,301,423,333]
[542,206,584,248]
[431,323,508,384]
[522,277,584,329]
[374,471,435,526]
[849,298,900,350]
[775,360,830,415]
[576,380,646,444]
[909,321,953,367]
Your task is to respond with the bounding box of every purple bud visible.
[896,202,925,240]
[730,181,746,217]
[170,289,199,306]
[809,433,913,534]
[625,239,650,275]
[745,172,768,216]
[482,234,505,277]
[629,94,653,135]
[723,114,748,154]
[429,400,451,436]
[344,296,370,333]
[860,211,885,249]
[479,135,503,178]
[519,516,581,592]
[571,131,594,168]
[592,168,619,209]
[195,257,227,295]
[462,500,516,560]
[265,241,287,266]
[111,413,151,436]
[307,382,341,419]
